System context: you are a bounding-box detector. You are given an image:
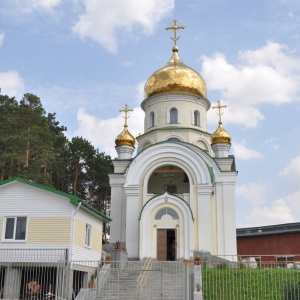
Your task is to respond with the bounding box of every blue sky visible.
[1,0,300,228]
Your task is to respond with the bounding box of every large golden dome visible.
[115,125,135,147]
[144,46,207,99]
[211,122,231,144]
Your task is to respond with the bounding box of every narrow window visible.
[170,108,178,124]
[85,224,92,247]
[149,112,155,128]
[194,110,200,126]
[4,217,27,241]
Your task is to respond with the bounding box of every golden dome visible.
[115,125,135,147]
[144,46,207,98]
[211,122,231,144]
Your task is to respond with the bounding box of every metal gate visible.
[97,260,187,300]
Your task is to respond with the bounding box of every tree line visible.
[0,93,113,214]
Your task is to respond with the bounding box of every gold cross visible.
[212,100,227,123]
[119,104,133,126]
[166,19,185,47]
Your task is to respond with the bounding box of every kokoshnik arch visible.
[109,20,237,261]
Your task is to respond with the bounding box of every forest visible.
[0,93,113,215]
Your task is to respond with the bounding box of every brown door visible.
[157,229,167,261]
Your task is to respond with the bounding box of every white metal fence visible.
[1,251,300,300]
[0,249,68,299]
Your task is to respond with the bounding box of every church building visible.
[109,20,237,261]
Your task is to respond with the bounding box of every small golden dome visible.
[115,125,135,147]
[144,46,207,98]
[211,122,231,144]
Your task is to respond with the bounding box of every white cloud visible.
[279,156,300,191]
[0,71,25,97]
[208,102,265,128]
[0,32,5,47]
[30,0,61,10]
[231,141,264,160]
[201,42,300,128]
[6,0,61,12]
[245,199,295,226]
[236,182,272,206]
[72,0,175,53]
[73,106,144,157]
[285,191,300,215]
[33,82,141,116]
[263,137,279,150]
[136,81,146,104]
[122,60,134,67]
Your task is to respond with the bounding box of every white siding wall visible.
[0,181,104,262]
[0,181,72,249]
[0,181,73,217]
[72,209,103,261]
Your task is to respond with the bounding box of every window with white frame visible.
[170,108,178,124]
[85,223,92,247]
[4,217,27,241]
[194,110,200,126]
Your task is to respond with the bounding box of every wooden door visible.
[157,229,167,261]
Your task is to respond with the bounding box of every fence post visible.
[184,260,190,300]
[194,259,203,300]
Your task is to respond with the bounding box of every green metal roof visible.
[136,126,211,139]
[0,177,112,223]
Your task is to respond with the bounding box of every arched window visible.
[170,108,178,124]
[149,111,155,128]
[167,138,180,142]
[194,110,200,126]
[155,208,179,220]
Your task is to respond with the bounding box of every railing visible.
[201,260,300,300]
[1,252,300,300]
[0,248,68,263]
[136,257,152,288]
[0,249,68,300]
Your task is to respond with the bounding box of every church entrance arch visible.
[139,193,194,260]
[155,207,178,261]
[147,165,189,195]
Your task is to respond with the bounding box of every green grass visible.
[202,268,300,300]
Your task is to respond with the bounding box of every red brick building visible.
[236,222,300,266]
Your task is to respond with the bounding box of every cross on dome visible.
[212,100,227,124]
[166,19,185,47]
[119,104,133,127]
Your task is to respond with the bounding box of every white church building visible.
[109,20,237,261]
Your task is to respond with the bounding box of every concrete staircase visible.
[98,260,187,300]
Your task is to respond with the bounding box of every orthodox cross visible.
[166,19,185,47]
[119,104,133,126]
[212,100,227,124]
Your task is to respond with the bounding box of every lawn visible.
[202,267,300,300]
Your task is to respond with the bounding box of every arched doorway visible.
[147,165,189,195]
[155,207,179,261]
[139,193,194,260]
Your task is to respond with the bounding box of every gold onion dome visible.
[211,122,231,144]
[144,46,207,98]
[115,125,135,147]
